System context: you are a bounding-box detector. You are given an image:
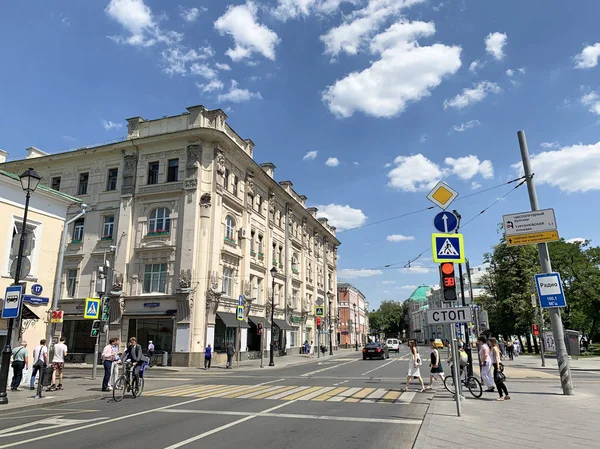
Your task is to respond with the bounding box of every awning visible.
[123,309,177,316]
[217,312,250,328]
[22,305,40,320]
[248,316,267,328]
[273,318,292,330]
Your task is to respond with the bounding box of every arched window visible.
[225,215,236,241]
[292,253,299,271]
[148,208,171,234]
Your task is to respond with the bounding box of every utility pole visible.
[517,130,573,395]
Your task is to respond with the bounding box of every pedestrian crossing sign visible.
[315,306,324,317]
[84,297,101,319]
[431,233,465,263]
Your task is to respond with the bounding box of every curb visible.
[3,392,108,414]
[412,398,435,449]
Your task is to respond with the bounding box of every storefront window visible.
[128,318,173,353]
[63,320,94,353]
[214,316,235,352]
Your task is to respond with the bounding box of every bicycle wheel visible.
[466,376,483,398]
[132,376,144,398]
[443,374,456,394]
[113,376,126,402]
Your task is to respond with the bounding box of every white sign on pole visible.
[426,307,473,325]
[544,331,555,352]
[502,209,557,236]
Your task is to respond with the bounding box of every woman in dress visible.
[489,337,510,401]
[402,340,425,392]
[426,339,445,390]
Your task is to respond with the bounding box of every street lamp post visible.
[328,292,333,356]
[269,267,277,367]
[0,168,41,405]
[353,303,358,351]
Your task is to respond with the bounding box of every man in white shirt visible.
[478,336,494,391]
[30,339,49,390]
[49,337,68,391]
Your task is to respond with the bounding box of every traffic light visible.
[101,297,110,322]
[90,320,102,337]
[440,262,457,302]
[316,317,321,328]
[257,323,263,335]
[532,324,540,336]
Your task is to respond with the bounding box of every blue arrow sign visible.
[433,211,458,234]
[238,295,244,306]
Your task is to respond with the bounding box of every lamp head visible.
[19,168,42,194]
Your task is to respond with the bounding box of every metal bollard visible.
[162,351,168,367]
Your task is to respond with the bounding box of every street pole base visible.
[269,362,274,367]
[0,394,8,405]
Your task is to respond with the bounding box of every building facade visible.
[0,106,340,366]
[337,283,368,347]
[0,166,80,351]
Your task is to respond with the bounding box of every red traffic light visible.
[440,262,457,302]
[441,263,454,275]
[316,317,321,326]
[532,324,540,336]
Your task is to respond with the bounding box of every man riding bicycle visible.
[448,342,469,376]
[123,337,143,384]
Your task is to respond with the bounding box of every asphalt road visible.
[0,347,431,449]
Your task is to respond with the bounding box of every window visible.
[72,219,84,242]
[102,215,114,239]
[232,175,238,196]
[256,277,262,304]
[106,168,118,191]
[256,195,262,214]
[224,216,235,242]
[223,169,229,190]
[290,330,298,347]
[51,177,61,191]
[250,231,255,253]
[143,263,167,293]
[66,269,78,297]
[78,173,89,195]
[148,208,170,234]
[292,289,298,309]
[167,159,179,182]
[248,194,254,210]
[258,234,263,254]
[278,246,283,264]
[292,253,299,272]
[148,161,159,185]
[222,267,233,296]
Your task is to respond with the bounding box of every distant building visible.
[337,283,368,347]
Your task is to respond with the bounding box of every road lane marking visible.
[267,386,310,400]
[222,385,274,398]
[163,401,297,448]
[361,388,388,403]
[312,387,348,401]
[159,409,422,425]
[333,380,348,386]
[0,378,283,449]
[282,386,322,400]
[296,387,334,400]
[301,360,357,377]
[395,391,416,404]
[251,386,297,399]
[361,359,396,376]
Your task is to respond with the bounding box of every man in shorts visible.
[49,337,68,391]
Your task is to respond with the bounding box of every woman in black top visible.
[426,339,445,390]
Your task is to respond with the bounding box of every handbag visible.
[495,370,506,383]
[34,347,46,368]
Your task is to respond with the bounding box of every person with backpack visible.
[30,339,48,391]
[10,341,28,391]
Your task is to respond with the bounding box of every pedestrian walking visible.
[101,338,117,391]
[30,339,48,391]
[226,342,235,369]
[10,341,28,392]
[513,339,520,357]
[147,340,154,364]
[48,337,67,391]
[402,339,425,392]
[110,338,121,388]
[506,340,514,360]
[489,337,510,401]
[426,339,445,390]
[309,340,315,358]
[204,344,213,370]
[477,336,494,391]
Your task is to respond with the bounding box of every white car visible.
[386,338,400,353]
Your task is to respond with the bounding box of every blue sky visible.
[1,0,600,309]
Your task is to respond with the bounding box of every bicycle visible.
[113,360,148,402]
[443,363,483,398]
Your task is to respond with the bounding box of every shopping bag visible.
[21,369,29,386]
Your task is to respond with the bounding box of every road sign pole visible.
[451,331,462,417]
[518,130,573,395]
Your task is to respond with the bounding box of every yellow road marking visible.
[163,385,225,397]
[282,386,322,400]
[252,386,298,399]
[381,390,402,402]
[344,388,375,402]
[194,384,242,398]
[222,385,272,399]
[312,387,348,401]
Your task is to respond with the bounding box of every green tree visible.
[369,301,408,336]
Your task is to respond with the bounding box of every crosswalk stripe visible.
[146,384,222,397]
[344,388,376,403]
[252,386,297,400]
[267,386,309,400]
[381,390,402,402]
[194,384,242,398]
[222,385,273,399]
[166,384,226,397]
[298,387,334,400]
[236,386,275,399]
[282,386,322,400]
[394,391,416,404]
[361,388,388,403]
[313,387,349,401]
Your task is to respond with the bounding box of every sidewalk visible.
[1,349,355,412]
[414,375,600,448]
[509,353,600,371]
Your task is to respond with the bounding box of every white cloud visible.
[445,155,494,180]
[179,6,204,23]
[506,68,514,77]
[196,79,224,93]
[419,133,427,143]
[574,43,600,69]
[323,20,462,118]
[512,142,600,192]
[567,237,587,244]
[105,0,182,47]
[384,162,392,168]
[485,31,507,60]
[452,119,480,133]
[398,265,433,274]
[315,203,367,230]
[102,120,123,131]
[161,46,214,76]
[217,80,262,103]
[325,157,340,167]
[62,135,76,141]
[540,142,559,149]
[469,59,485,74]
[272,0,359,20]
[353,161,359,165]
[471,181,481,190]
[215,62,232,71]
[580,91,600,115]
[190,62,218,79]
[387,234,415,242]
[320,0,426,57]
[387,154,443,192]
[397,284,418,290]
[382,280,396,284]
[443,81,501,110]
[338,269,383,279]
[303,150,318,160]
[214,1,280,62]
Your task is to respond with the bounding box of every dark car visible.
[362,342,390,360]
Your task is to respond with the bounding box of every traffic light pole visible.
[91,296,101,381]
[517,130,573,395]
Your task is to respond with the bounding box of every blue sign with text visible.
[535,272,567,309]
[2,286,23,319]
[238,295,244,306]
[23,295,49,305]
[31,284,43,296]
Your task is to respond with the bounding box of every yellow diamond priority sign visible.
[426,181,459,210]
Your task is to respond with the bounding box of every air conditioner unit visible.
[239,229,247,239]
